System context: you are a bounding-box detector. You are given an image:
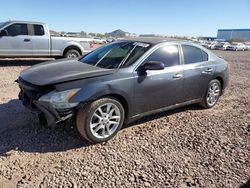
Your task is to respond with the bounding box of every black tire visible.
[200,79,221,109]
[76,97,125,143]
[63,49,81,58]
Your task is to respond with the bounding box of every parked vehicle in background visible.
[0,21,94,58]
[207,42,213,49]
[235,43,247,51]
[210,42,223,50]
[245,44,250,51]
[225,43,247,51]
[225,43,237,51]
[93,38,107,44]
[222,42,230,50]
[244,42,250,50]
[200,41,211,49]
[106,38,116,43]
[18,38,229,143]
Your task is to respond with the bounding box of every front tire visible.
[200,79,221,109]
[76,97,125,143]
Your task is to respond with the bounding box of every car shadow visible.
[0,58,54,66]
[0,99,203,156]
[0,99,90,156]
[124,104,203,129]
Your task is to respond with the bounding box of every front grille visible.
[18,77,53,109]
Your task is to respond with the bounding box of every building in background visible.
[198,37,216,41]
[217,29,250,42]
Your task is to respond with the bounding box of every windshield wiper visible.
[118,45,137,69]
[94,49,112,67]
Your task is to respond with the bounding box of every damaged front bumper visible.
[19,91,74,126]
[17,77,78,126]
[33,100,74,126]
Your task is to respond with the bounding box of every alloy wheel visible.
[90,103,121,139]
[206,82,220,106]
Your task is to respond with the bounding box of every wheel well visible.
[214,77,224,90]
[63,46,82,56]
[102,94,129,118]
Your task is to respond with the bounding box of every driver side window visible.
[5,23,28,36]
[144,45,179,67]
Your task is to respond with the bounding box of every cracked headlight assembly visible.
[38,89,80,110]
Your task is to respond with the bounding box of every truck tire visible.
[64,49,81,59]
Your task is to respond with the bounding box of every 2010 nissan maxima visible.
[18,38,229,143]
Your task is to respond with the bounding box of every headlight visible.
[38,89,80,110]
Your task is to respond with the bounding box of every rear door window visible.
[202,50,208,61]
[5,23,28,36]
[182,45,204,64]
[144,45,179,67]
[34,24,45,36]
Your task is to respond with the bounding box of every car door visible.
[30,24,50,56]
[181,44,215,102]
[0,23,32,56]
[133,44,184,115]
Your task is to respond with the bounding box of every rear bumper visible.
[221,65,230,95]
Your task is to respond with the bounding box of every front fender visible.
[69,83,132,108]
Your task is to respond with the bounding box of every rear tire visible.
[200,79,221,109]
[76,97,125,143]
[64,49,81,59]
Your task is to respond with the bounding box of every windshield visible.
[79,41,151,69]
[0,22,8,29]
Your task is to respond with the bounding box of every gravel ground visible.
[0,51,249,188]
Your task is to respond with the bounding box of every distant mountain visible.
[106,29,129,37]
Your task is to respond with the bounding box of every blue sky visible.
[1,0,249,37]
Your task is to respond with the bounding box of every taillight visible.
[89,40,94,48]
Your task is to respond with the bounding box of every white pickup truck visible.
[0,21,94,58]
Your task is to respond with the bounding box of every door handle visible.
[24,39,31,42]
[202,68,213,74]
[173,73,183,79]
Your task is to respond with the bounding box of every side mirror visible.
[139,61,165,71]
[0,30,8,37]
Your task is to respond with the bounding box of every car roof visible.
[119,37,183,45]
[5,20,46,25]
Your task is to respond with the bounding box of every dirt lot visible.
[0,51,249,188]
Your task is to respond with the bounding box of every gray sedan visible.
[18,38,229,143]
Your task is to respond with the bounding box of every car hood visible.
[20,59,116,86]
